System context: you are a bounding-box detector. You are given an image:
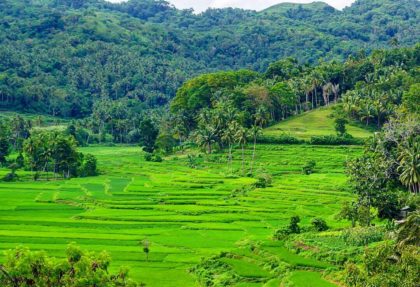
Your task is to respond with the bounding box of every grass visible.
[264,107,373,139]
[287,271,337,287]
[0,143,361,286]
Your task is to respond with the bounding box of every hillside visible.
[264,107,373,140]
[0,0,419,117]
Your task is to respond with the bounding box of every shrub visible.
[2,171,18,182]
[311,217,329,231]
[274,216,301,240]
[144,153,163,162]
[302,160,316,175]
[257,135,304,145]
[309,134,363,145]
[255,172,272,188]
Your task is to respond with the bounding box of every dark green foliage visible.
[23,131,97,178]
[302,160,316,175]
[257,135,303,145]
[139,119,159,153]
[274,216,301,239]
[311,217,329,231]
[334,118,347,136]
[155,133,177,154]
[309,134,363,145]
[79,153,98,177]
[255,172,272,188]
[143,152,163,163]
[15,153,24,168]
[0,244,140,287]
[1,169,18,182]
[0,0,418,117]
[0,137,10,165]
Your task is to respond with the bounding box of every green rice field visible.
[0,143,363,286]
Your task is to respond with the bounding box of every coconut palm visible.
[397,211,420,248]
[222,121,240,170]
[194,126,216,154]
[249,125,262,175]
[398,138,419,194]
[331,83,340,103]
[235,126,248,175]
[360,101,375,126]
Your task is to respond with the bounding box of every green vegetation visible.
[0,244,139,287]
[0,143,363,286]
[0,2,418,286]
[0,0,419,117]
[264,108,373,140]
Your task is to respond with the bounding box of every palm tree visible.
[222,122,239,170]
[360,101,375,126]
[322,83,333,106]
[331,83,340,103]
[398,139,419,194]
[194,126,216,154]
[397,211,420,248]
[249,125,262,175]
[235,126,248,175]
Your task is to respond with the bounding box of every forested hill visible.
[0,0,419,117]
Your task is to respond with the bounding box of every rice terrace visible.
[0,0,419,286]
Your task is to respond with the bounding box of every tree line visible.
[0,116,97,181]
[0,0,418,117]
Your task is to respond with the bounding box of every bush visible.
[311,217,329,231]
[302,160,316,175]
[257,135,304,145]
[2,172,18,182]
[144,152,163,162]
[274,216,301,240]
[309,134,363,145]
[255,172,272,188]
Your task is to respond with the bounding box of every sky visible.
[107,1,357,12]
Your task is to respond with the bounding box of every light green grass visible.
[287,271,337,287]
[264,107,373,139]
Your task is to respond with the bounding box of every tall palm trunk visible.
[241,143,245,176]
[250,135,257,175]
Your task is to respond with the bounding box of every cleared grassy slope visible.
[264,107,373,140]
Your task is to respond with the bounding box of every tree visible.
[311,217,329,231]
[194,126,216,154]
[156,133,177,154]
[397,211,420,248]
[222,121,240,170]
[249,125,262,175]
[398,138,419,194]
[334,118,348,136]
[235,126,248,175]
[139,119,159,153]
[0,244,139,287]
[0,137,10,165]
[80,153,98,177]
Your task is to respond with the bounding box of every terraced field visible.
[264,107,373,139]
[0,144,362,286]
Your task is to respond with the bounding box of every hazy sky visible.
[165,1,356,12]
[107,1,357,12]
